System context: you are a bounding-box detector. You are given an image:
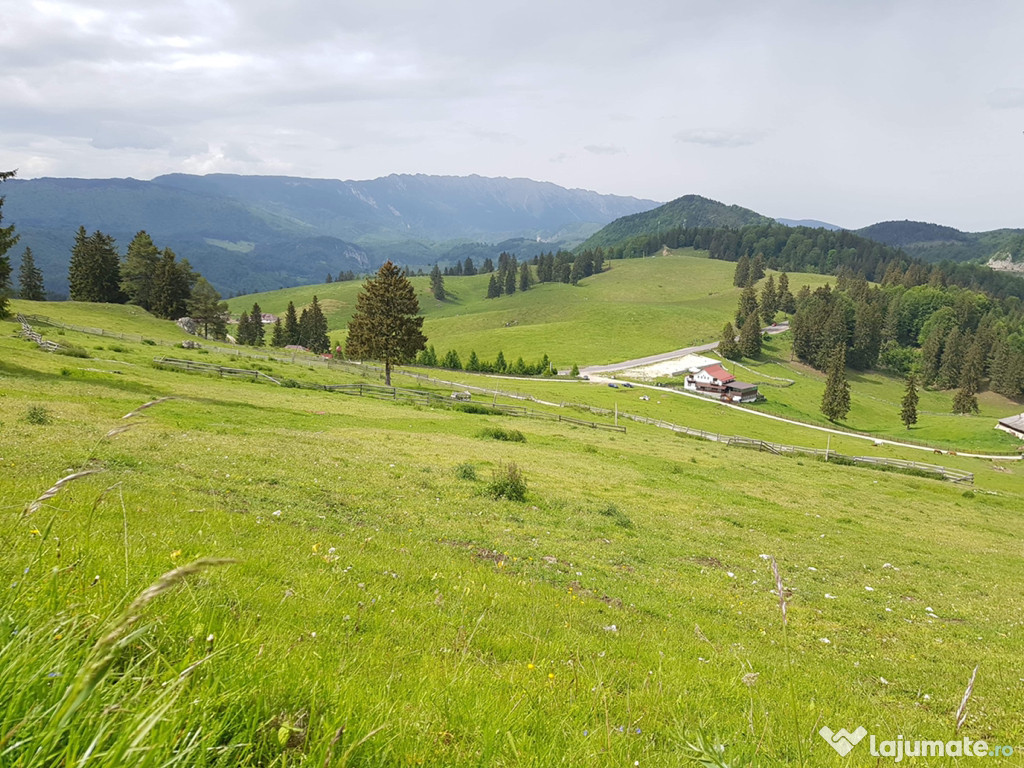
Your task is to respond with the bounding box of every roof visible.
[997,413,1024,433]
[703,364,735,383]
[727,381,758,392]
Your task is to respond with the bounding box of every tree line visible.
[415,345,556,376]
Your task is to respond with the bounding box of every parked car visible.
[622,382,634,388]
[608,383,618,388]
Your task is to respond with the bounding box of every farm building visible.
[995,413,1024,440]
[683,362,759,403]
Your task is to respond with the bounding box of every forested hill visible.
[578,194,771,250]
[855,220,1024,265]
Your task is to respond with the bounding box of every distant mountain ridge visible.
[775,217,842,231]
[854,220,1024,266]
[2,173,659,295]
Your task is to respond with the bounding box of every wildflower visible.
[273,510,282,517]
[548,673,554,679]
[824,593,837,599]
[741,672,759,686]
[820,638,830,644]
[29,529,41,536]
[527,663,534,670]
[864,586,874,591]
[170,549,181,560]
[726,572,735,578]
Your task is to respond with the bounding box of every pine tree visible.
[937,327,968,389]
[900,373,919,429]
[959,336,987,395]
[0,170,20,319]
[777,272,796,315]
[952,387,979,415]
[486,274,500,299]
[749,253,766,283]
[466,350,480,371]
[481,257,494,273]
[570,363,580,377]
[463,257,476,276]
[345,262,426,385]
[299,295,330,354]
[518,262,532,292]
[249,302,265,346]
[119,231,160,310]
[760,274,778,326]
[271,318,285,347]
[186,277,228,339]
[18,247,45,301]
[733,254,750,287]
[284,301,300,345]
[430,264,446,301]
[236,310,252,344]
[738,312,763,358]
[736,284,758,327]
[151,249,193,319]
[820,346,851,422]
[442,349,462,370]
[495,350,507,373]
[69,229,122,303]
[718,322,741,359]
[504,266,516,295]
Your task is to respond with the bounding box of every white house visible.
[996,413,1024,440]
[683,362,759,403]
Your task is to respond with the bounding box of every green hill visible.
[578,195,772,251]
[2,309,1023,766]
[227,250,835,366]
[855,220,1024,264]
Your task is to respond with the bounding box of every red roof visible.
[704,364,735,383]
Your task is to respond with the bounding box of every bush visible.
[25,405,51,425]
[454,463,478,480]
[478,426,526,443]
[142,339,157,346]
[56,344,90,359]
[455,403,501,415]
[596,503,633,529]
[280,379,302,388]
[487,463,527,501]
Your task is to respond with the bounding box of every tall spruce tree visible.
[718,321,741,359]
[760,274,778,326]
[777,272,796,314]
[284,301,300,345]
[345,262,426,384]
[503,265,516,295]
[900,373,919,429]
[119,231,160,310]
[738,311,763,358]
[270,318,285,347]
[236,310,253,345]
[0,170,19,319]
[952,387,979,415]
[733,254,750,287]
[430,264,446,301]
[736,284,759,327]
[486,274,500,299]
[249,302,266,346]
[821,346,851,422]
[186,277,227,339]
[18,247,45,301]
[299,295,330,354]
[69,228,122,303]
[749,253,766,283]
[519,262,533,292]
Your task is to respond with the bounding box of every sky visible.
[3,0,1024,231]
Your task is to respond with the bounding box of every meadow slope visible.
[2,312,1023,766]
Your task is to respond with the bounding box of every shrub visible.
[56,344,90,359]
[596,503,633,528]
[487,463,527,502]
[107,344,128,353]
[142,339,157,346]
[456,403,501,415]
[478,426,526,443]
[280,379,302,388]
[25,405,51,425]
[454,463,477,480]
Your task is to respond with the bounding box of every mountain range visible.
[1,174,658,296]
[5,172,1024,297]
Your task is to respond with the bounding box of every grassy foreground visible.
[2,313,1024,766]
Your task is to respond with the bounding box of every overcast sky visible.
[3,0,1023,230]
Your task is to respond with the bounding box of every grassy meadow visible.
[226,250,836,367]
[2,305,1024,766]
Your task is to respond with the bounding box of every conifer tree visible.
[249,302,265,346]
[119,231,160,310]
[430,264,446,301]
[270,318,286,347]
[749,253,766,283]
[236,310,252,344]
[495,350,507,373]
[481,257,494,273]
[345,262,426,385]
[570,363,580,377]
[777,272,796,314]
[504,266,516,295]
[821,346,851,422]
[18,247,45,301]
[733,254,750,287]
[299,295,330,354]
[900,373,919,429]
[718,321,741,359]
[463,257,476,276]
[518,262,532,292]
[466,350,480,371]
[738,311,763,358]
[186,277,228,339]
[284,301,300,345]
[151,248,193,319]
[486,274,500,299]
[760,274,778,326]
[0,170,20,319]
[952,387,979,415]
[442,349,462,370]
[69,228,122,303]
[937,327,968,389]
[736,284,759,327]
